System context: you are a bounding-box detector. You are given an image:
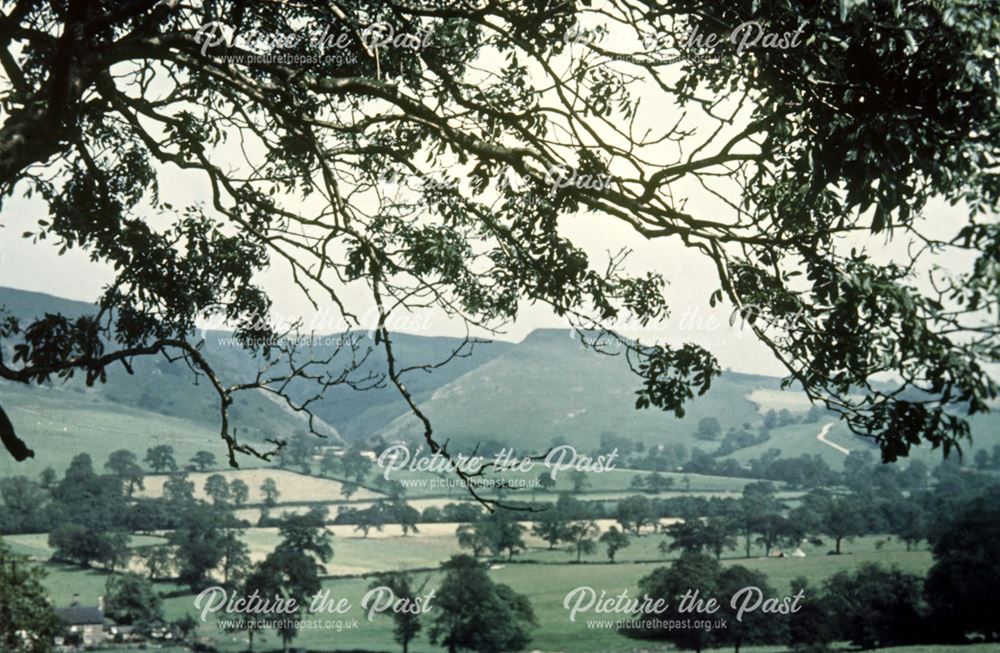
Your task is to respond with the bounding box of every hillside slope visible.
[378,328,781,452]
[4,289,994,474]
[0,287,512,469]
[0,287,341,444]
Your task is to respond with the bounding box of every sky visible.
[0,176,788,375]
[2,178,978,381]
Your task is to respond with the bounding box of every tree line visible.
[448,448,992,567]
[627,485,1000,651]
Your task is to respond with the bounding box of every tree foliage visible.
[430,555,535,653]
[0,542,60,653]
[104,572,164,631]
[824,563,925,649]
[599,525,630,562]
[368,572,424,653]
[0,0,997,493]
[104,449,144,496]
[144,446,177,474]
[167,503,231,591]
[925,487,1000,641]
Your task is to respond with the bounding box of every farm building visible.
[54,596,108,647]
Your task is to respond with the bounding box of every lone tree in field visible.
[229,478,249,507]
[260,477,280,507]
[599,525,631,563]
[189,450,217,472]
[204,473,231,505]
[565,518,600,562]
[808,490,868,555]
[252,511,333,652]
[0,1,998,503]
[430,555,535,653]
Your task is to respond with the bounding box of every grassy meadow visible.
[11,515,940,653]
[0,383,237,478]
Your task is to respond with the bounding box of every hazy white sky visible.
[3,177,979,380]
[0,173,789,375]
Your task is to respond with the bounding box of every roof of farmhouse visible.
[55,604,104,625]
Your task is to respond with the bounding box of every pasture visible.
[14,521,939,653]
[0,384,235,477]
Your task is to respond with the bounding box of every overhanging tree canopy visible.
[0,0,997,502]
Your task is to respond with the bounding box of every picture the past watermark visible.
[376,444,620,481]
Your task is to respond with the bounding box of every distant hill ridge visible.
[0,287,511,443]
[4,287,997,476]
[0,286,810,469]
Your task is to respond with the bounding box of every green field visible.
[14,524,938,653]
[0,382,264,478]
[721,421,858,468]
[367,465,765,499]
[33,551,937,653]
[5,532,167,561]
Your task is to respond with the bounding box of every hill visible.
[0,287,511,472]
[0,287,341,430]
[0,379,248,476]
[377,328,784,452]
[3,288,995,475]
[1,288,513,440]
[220,330,513,441]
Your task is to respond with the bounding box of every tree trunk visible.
[0,0,93,198]
[248,630,254,652]
[835,536,842,554]
[745,535,751,558]
[0,102,67,193]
